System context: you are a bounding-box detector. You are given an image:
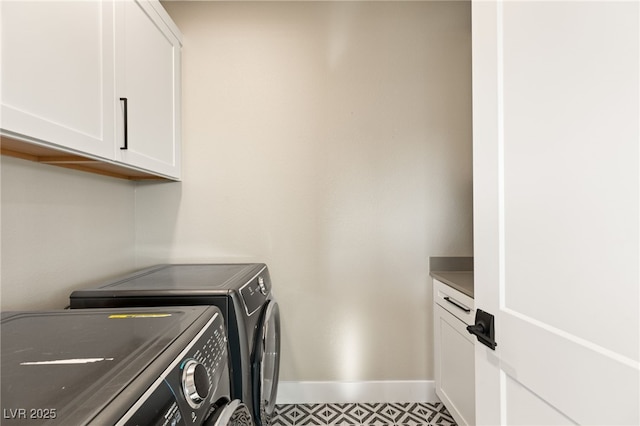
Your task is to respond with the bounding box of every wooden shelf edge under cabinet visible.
[1,135,173,181]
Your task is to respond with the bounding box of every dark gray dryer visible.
[0,306,252,426]
[69,263,281,426]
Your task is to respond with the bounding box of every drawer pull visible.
[444,296,471,313]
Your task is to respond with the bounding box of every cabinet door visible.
[1,0,115,158]
[115,0,181,179]
[434,303,475,426]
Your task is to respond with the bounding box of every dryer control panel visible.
[239,273,270,316]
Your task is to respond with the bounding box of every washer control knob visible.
[258,276,267,295]
[182,359,210,408]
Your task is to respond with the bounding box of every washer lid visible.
[1,306,214,424]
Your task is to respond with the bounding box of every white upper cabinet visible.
[1,0,182,180]
[115,0,182,179]
[1,0,116,159]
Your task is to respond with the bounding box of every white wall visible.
[0,156,137,310]
[138,1,473,382]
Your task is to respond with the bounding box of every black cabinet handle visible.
[444,296,471,313]
[120,97,128,150]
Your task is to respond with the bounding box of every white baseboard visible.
[276,380,438,404]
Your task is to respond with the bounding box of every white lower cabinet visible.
[433,279,475,426]
[1,0,182,180]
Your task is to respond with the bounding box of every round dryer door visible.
[204,399,254,426]
[252,300,281,426]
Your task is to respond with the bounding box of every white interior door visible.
[472,1,639,424]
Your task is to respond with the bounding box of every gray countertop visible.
[429,256,474,298]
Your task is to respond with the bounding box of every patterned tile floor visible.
[272,402,456,426]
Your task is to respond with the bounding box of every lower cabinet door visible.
[434,303,475,426]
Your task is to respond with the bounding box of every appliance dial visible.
[182,359,210,408]
[258,276,268,295]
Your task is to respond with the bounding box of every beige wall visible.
[0,0,472,383]
[0,156,137,310]
[138,1,473,382]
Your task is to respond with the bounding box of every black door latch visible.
[466,309,497,350]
